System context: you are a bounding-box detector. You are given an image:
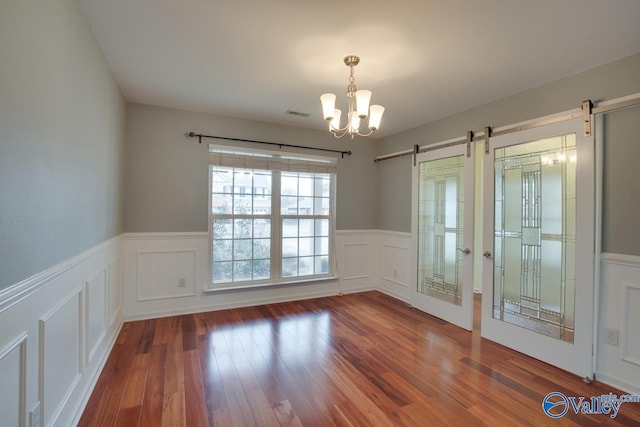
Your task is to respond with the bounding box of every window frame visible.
[207,146,337,290]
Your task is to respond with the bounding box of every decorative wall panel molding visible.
[342,242,372,280]
[622,282,640,367]
[0,236,122,427]
[376,231,412,303]
[39,291,83,425]
[108,259,122,327]
[0,334,27,427]
[135,250,197,301]
[86,270,108,365]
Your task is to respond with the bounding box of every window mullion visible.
[272,170,282,280]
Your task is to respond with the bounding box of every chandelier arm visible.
[331,128,350,139]
[328,121,351,133]
[355,128,376,137]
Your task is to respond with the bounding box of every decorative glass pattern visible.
[418,156,465,305]
[493,134,577,342]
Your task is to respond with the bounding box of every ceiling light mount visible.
[320,55,384,139]
[343,55,360,67]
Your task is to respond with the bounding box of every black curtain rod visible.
[188,132,352,158]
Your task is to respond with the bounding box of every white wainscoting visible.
[376,230,412,303]
[121,230,380,320]
[597,253,640,394]
[0,237,122,427]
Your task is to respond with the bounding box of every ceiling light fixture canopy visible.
[320,55,385,139]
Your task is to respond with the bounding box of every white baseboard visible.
[595,372,640,396]
[124,286,344,321]
[377,287,411,305]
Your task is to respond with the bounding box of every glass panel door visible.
[412,143,474,330]
[482,117,594,378]
[493,135,576,341]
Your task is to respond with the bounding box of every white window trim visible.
[207,145,337,290]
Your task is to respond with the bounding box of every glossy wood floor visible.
[79,292,640,426]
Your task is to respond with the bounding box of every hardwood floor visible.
[79,292,640,426]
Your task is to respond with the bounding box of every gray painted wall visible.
[375,53,640,254]
[124,104,377,232]
[602,106,640,255]
[0,0,126,290]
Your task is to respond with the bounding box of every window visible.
[209,146,336,288]
[281,172,331,278]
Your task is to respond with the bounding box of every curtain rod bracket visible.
[466,131,474,158]
[413,144,419,166]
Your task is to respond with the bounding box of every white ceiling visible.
[80,0,640,138]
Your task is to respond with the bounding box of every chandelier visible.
[320,55,385,139]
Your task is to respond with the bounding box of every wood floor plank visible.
[182,314,198,352]
[135,319,156,354]
[162,325,185,427]
[274,351,338,426]
[272,400,304,427]
[223,378,258,426]
[119,363,149,409]
[198,335,228,414]
[81,291,640,426]
[183,349,209,427]
[114,406,141,427]
[139,344,166,427]
[235,362,281,427]
[161,391,185,427]
[210,407,234,426]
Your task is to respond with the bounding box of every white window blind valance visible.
[208,146,337,174]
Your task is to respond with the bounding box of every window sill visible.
[203,276,338,293]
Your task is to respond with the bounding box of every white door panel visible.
[481,117,594,379]
[411,143,475,330]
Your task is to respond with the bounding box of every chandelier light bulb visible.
[330,109,342,130]
[349,111,361,133]
[368,105,385,130]
[320,93,336,120]
[355,90,372,119]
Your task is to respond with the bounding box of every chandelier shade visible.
[320,56,384,139]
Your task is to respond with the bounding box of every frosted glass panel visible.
[493,134,576,342]
[418,155,465,306]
